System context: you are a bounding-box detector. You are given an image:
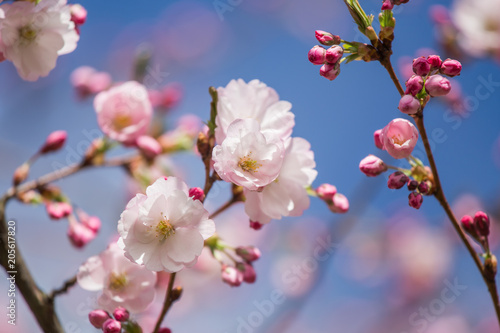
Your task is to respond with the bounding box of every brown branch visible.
[47,275,77,303]
[153,273,180,333]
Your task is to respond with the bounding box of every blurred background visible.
[0,0,499,332]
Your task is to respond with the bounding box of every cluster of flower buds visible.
[67,209,101,248]
[220,245,261,287]
[400,55,462,115]
[461,211,491,248]
[89,307,145,333]
[386,171,433,209]
[308,31,344,81]
[381,0,409,11]
[315,184,349,214]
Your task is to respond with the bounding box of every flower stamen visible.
[238,152,262,173]
[108,272,128,291]
[156,215,175,242]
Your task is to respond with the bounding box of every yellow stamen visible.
[238,152,262,173]
[112,114,132,131]
[108,272,128,291]
[156,217,175,242]
[20,26,37,42]
[391,135,406,146]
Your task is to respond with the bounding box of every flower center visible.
[484,18,500,32]
[19,26,37,42]
[391,135,406,146]
[238,152,262,173]
[156,217,175,242]
[108,272,128,291]
[112,113,132,131]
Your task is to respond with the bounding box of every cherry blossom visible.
[117,177,215,272]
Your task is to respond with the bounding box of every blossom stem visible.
[0,154,138,333]
[209,197,240,219]
[47,275,77,303]
[153,272,178,333]
[380,59,500,327]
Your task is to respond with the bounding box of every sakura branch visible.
[308,0,500,327]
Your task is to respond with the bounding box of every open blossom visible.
[381,118,419,159]
[244,137,317,224]
[117,177,215,272]
[451,0,500,58]
[215,79,295,144]
[213,119,285,191]
[0,0,79,81]
[77,243,157,313]
[94,81,153,145]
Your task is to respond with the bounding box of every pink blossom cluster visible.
[216,244,260,287]
[88,306,147,333]
[0,0,84,81]
[213,79,328,226]
[399,56,462,115]
[308,31,344,81]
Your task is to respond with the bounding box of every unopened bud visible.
[188,187,205,201]
[460,215,479,240]
[40,130,67,154]
[237,262,257,284]
[315,30,341,46]
[359,155,388,177]
[408,191,423,209]
[325,45,344,64]
[112,307,129,322]
[412,56,431,76]
[102,318,121,333]
[308,46,326,65]
[136,135,162,159]
[485,255,498,280]
[427,55,442,71]
[196,131,210,159]
[221,264,243,287]
[387,171,408,189]
[474,211,490,237]
[46,202,72,220]
[88,310,110,329]
[171,286,183,302]
[320,62,340,81]
[235,246,261,262]
[440,58,462,77]
[425,75,451,97]
[249,220,263,230]
[417,180,432,195]
[13,163,30,186]
[70,4,87,26]
[405,75,424,96]
[398,94,420,115]
[374,129,384,149]
[328,193,349,213]
[407,179,418,191]
[316,183,337,201]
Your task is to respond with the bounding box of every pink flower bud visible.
[320,62,340,81]
[13,163,29,186]
[102,318,121,333]
[113,307,129,322]
[315,30,341,46]
[398,94,420,115]
[136,135,162,158]
[88,310,110,329]
[461,215,479,239]
[325,45,344,64]
[412,57,431,76]
[328,193,349,213]
[359,155,388,177]
[381,0,394,10]
[237,262,257,284]
[408,192,423,209]
[67,222,96,248]
[407,179,418,191]
[387,171,409,189]
[249,220,263,230]
[188,187,205,201]
[308,46,326,65]
[425,75,451,97]
[235,246,261,262]
[221,264,243,287]
[82,215,101,233]
[46,202,72,220]
[474,211,490,237]
[427,55,442,71]
[40,130,67,154]
[315,183,337,201]
[440,58,462,77]
[374,129,384,149]
[88,72,112,94]
[159,83,183,110]
[417,181,431,194]
[382,118,419,159]
[158,329,172,333]
[405,75,424,96]
[70,4,87,26]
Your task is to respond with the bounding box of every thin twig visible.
[153,272,177,333]
[48,275,77,303]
